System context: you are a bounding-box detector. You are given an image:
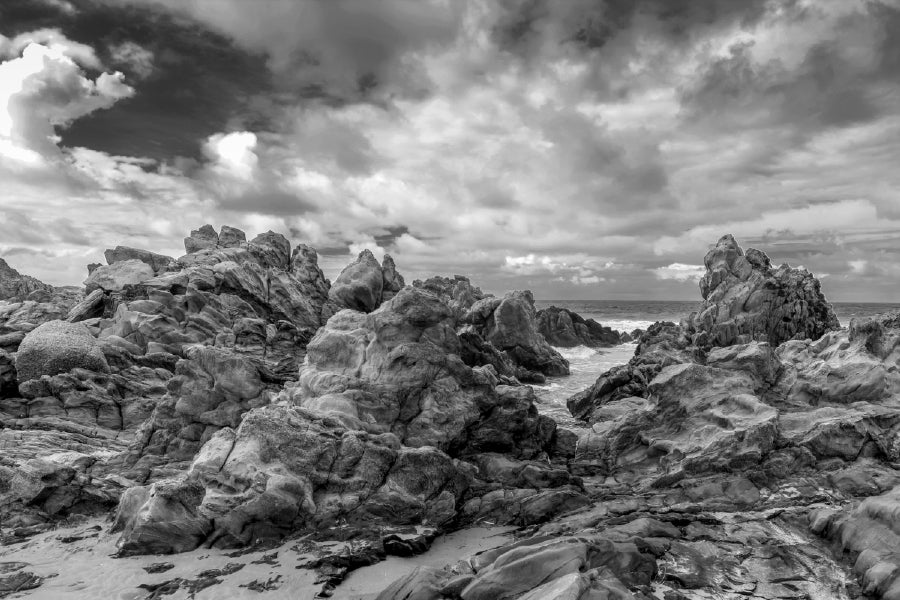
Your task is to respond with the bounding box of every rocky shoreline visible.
[0,229,898,599]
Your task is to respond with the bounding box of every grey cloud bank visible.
[0,0,899,301]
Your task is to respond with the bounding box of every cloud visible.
[1,2,900,302]
[653,263,706,282]
[0,35,133,164]
[108,41,154,78]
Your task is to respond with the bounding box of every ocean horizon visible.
[536,299,900,332]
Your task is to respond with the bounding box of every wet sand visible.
[1,519,515,599]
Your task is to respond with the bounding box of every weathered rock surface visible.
[327,249,385,313]
[84,259,155,293]
[14,321,109,383]
[465,291,569,377]
[104,246,174,274]
[381,254,405,302]
[113,287,584,554]
[0,258,53,302]
[1,225,334,536]
[685,234,839,349]
[536,306,622,348]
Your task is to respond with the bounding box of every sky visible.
[0,0,899,302]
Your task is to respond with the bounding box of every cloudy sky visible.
[1,0,899,302]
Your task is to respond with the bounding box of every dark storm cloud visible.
[112,0,467,103]
[0,0,272,161]
[218,190,317,216]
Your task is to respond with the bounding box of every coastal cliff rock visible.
[327,249,384,313]
[104,246,174,274]
[0,225,334,533]
[465,291,569,377]
[568,235,837,422]
[0,258,54,301]
[685,234,839,349]
[113,287,584,555]
[536,305,622,347]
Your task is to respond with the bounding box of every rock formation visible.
[685,234,839,349]
[0,225,332,533]
[536,306,622,347]
[104,246,174,274]
[464,291,569,377]
[327,249,384,312]
[0,258,55,301]
[113,287,585,555]
[569,235,838,422]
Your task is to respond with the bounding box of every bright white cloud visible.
[652,263,706,282]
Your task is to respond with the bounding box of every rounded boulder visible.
[15,320,109,383]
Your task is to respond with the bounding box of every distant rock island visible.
[1,228,898,599]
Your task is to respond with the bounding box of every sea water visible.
[530,299,900,428]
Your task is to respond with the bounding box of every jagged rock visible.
[381,254,405,302]
[184,224,219,254]
[217,225,246,248]
[114,287,581,554]
[328,249,384,312]
[291,244,330,305]
[0,258,53,302]
[14,321,109,383]
[465,291,569,376]
[104,246,174,274]
[0,350,16,398]
[413,275,486,321]
[84,260,155,293]
[684,234,839,349]
[567,322,694,421]
[536,306,622,348]
[66,289,105,323]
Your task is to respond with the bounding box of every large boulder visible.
[536,306,622,347]
[328,249,384,312]
[183,224,219,253]
[14,320,109,383]
[84,260,155,293]
[104,246,174,274]
[466,291,569,376]
[684,234,839,349]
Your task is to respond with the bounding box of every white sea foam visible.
[601,319,662,332]
[556,345,602,361]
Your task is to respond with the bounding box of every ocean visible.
[531,299,900,429]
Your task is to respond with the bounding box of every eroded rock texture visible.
[685,234,839,349]
[536,306,623,348]
[113,287,585,554]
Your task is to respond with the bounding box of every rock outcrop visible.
[113,287,584,555]
[104,246,174,274]
[568,235,838,422]
[536,306,622,347]
[327,249,384,313]
[0,258,54,301]
[0,225,334,534]
[465,291,569,377]
[685,234,839,349]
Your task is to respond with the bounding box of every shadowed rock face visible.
[465,291,569,377]
[536,306,622,348]
[112,287,584,554]
[327,249,384,313]
[0,258,54,302]
[685,234,839,349]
